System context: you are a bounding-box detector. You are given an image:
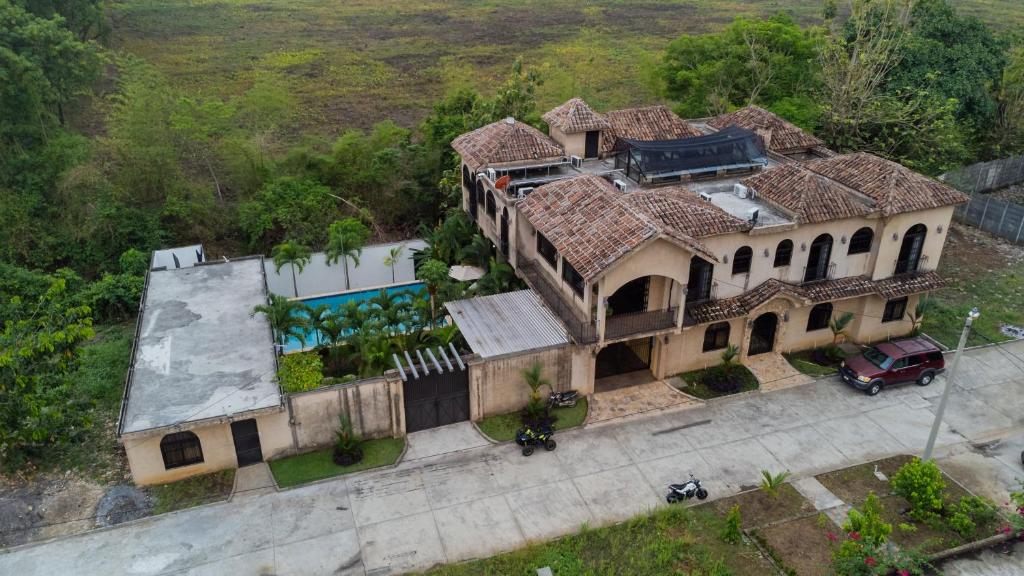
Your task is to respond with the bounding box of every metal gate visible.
[231,419,263,466]
[394,345,470,433]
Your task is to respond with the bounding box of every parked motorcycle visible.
[515,424,556,456]
[666,474,708,503]
[548,389,579,409]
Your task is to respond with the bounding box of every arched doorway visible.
[607,276,650,315]
[500,208,509,256]
[895,224,927,274]
[804,234,833,282]
[748,313,778,356]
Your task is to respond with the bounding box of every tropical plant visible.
[720,505,742,544]
[760,470,791,498]
[830,311,854,344]
[461,234,494,269]
[383,243,406,283]
[277,352,324,393]
[475,256,519,296]
[417,259,451,326]
[891,458,946,523]
[252,294,309,348]
[306,304,334,347]
[521,361,552,425]
[368,289,412,335]
[720,344,739,375]
[271,240,312,297]
[325,218,370,290]
[908,298,931,335]
[333,413,363,466]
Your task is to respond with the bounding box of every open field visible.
[110,0,1024,136]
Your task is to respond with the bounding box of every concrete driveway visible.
[2,340,1023,576]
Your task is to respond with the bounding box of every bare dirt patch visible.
[755,514,840,576]
[712,483,816,529]
[0,473,108,548]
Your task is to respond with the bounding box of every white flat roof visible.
[120,258,280,435]
[445,290,569,359]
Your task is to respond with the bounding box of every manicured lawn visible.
[269,437,405,488]
[674,365,759,399]
[476,398,589,442]
[147,469,236,515]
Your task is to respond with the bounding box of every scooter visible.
[515,424,556,456]
[548,389,579,409]
[666,474,708,503]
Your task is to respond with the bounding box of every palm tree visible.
[325,218,370,290]
[475,257,517,296]
[417,259,450,327]
[271,240,311,297]
[383,243,406,284]
[908,298,931,335]
[306,304,334,347]
[337,300,368,336]
[830,311,855,344]
[368,289,411,335]
[252,295,309,348]
[460,234,493,269]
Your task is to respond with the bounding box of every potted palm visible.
[332,414,363,466]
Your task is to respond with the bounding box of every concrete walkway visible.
[2,340,1022,576]
[588,380,700,424]
[744,352,814,392]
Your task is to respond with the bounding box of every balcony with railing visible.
[604,307,679,341]
[893,255,930,276]
[518,259,597,344]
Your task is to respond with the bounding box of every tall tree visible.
[251,294,308,349]
[325,218,370,290]
[417,259,450,327]
[271,240,311,297]
[382,243,406,284]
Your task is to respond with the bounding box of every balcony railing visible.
[604,307,678,341]
[801,262,837,284]
[518,259,598,344]
[893,255,930,276]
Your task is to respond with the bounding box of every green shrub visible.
[760,469,790,498]
[720,505,742,544]
[891,458,946,521]
[277,352,324,393]
[948,495,997,537]
[833,493,895,574]
[333,413,363,466]
[845,492,892,547]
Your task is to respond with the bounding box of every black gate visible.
[395,345,470,433]
[231,419,263,466]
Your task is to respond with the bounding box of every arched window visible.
[702,322,730,352]
[804,234,833,282]
[806,302,833,332]
[895,224,927,274]
[485,190,496,219]
[848,227,873,255]
[462,165,471,190]
[160,431,204,470]
[774,239,793,268]
[732,246,753,275]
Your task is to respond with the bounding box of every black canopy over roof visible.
[616,126,767,181]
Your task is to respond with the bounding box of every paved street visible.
[2,340,1023,575]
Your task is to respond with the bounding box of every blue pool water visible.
[283,282,427,352]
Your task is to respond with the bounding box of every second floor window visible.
[774,240,793,268]
[561,260,584,297]
[537,232,558,268]
[485,191,496,219]
[732,246,752,275]
[848,227,873,255]
[806,302,833,331]
[702,322,730,352]
[882,297,908,322]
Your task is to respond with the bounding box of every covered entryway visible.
[230,419,263,467]
[748,313,778,356]
[398,347,470,433]
[595,337,653,392]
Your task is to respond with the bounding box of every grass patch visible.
[417,504,776,575]
[475,398,589,442]
[146,469,235,515]
[784,349,844,377]
[269,437,405,488]
[674,365,759,399]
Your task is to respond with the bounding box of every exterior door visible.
[804,235,833,282]
[585,131,600,158]
[231,419,263,467]
[608,276,649,315]
[748,313,778,356]
[403,361,470,433]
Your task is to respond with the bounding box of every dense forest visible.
[2,0,1023,465]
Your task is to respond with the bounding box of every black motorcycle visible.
[666,474,708,503]
[515,424,556,456]
[548,389,579,409]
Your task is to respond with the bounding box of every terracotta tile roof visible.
[740,163,874,224]
[542,98,611,134]
[451,118,564,172]
[708,106,823,153]
[686,272,947,325]
[626,187,751,239]
[519,175,659,281]
[805,153,969,217]
[601,105,702,153]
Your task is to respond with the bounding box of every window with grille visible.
[160,431,204,470]
[702,322,730,352]
[561,260,584,297]
[882,297,908,323]
[806,302,833,331]
[848,227,873,255]
[774,240,793,267]
[537,233,558,268]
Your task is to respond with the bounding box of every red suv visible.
[840,338,945,396]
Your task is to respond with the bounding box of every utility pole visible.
[923,307,979,461]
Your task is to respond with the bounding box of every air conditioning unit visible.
[613,179,627,192]
[734,183,748,199]
[699,191,713,202]
[516,187,534,199]
[570,155,583,168]
[486,168,497,181]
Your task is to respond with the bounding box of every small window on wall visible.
[732,246,753,275]
[774,240,793,268]
[160,431,204,470]
[882,297,908,323]
[806,302,833,331]
[848,227,874,255]
[537,233,558,268]
[702,322,730,352]
[561,260,585,297]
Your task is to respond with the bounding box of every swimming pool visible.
[283,281,427,352]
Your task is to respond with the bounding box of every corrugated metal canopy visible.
[445,290,569,358]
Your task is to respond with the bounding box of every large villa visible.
[452,99,966,395]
